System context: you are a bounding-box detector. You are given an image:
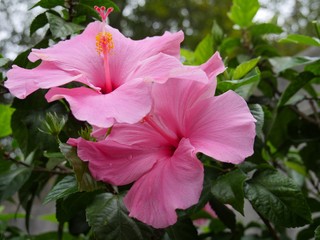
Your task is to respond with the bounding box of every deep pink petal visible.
[187,91,256,164]
[108,122,170,147]
[45,80,152,128]
[150,79,213,137]
[5,62,82,99]
[77,138,163,185]
[128,53,208,84]
[124,138,204,228]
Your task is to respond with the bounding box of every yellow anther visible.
[95,32,114,55]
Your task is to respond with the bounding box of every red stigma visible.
[94,6,114,21]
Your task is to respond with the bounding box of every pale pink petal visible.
[29,22,105,89]
[91,126,108,140]
[200,52,225,80]
[5,62,82,99]
[106,29,184,87]
[128,53,208,84]
[29,22,184,89]
[124,138,204,228]
[187,90,256,164]
[76,138,165,185]
[45,80,152,128]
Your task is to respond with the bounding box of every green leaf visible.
[0,57,10,67]
[166,218,199,240]
[249,23,283,36]
[46,13,84,39]
[209,197,236,231]
[0,104,15,138]
[228,0,259,27]
[278,72,315,107]
[0,166,32,201]
[30,12,48,36]
[245,169,311,227]
[59,144,102,192]
[86,193,153,240]
[56,191,97,223]
[211,169,247,214]
[31,0,65,9]
[279,34,320,47]
[269,56,320,73]
[233,57,260,80]
[43,175,78,204]
[180,49,195,65]
[249,104,264,141]
[315,225,320,240]
[194,34,214,64]
[234,68,260,99]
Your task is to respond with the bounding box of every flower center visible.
[94,6,114,93]
[143,115,179,148]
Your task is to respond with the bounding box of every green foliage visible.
[211,169,247,214]
[245,169,311,227]
[0,104,14,138]
[86,193,156,240]
[228,0,259,27]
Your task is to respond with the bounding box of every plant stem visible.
[256,211,280,240]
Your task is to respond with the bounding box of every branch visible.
[3,152,73,175]
[256,211,280,240]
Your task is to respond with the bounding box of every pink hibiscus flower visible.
[5,7,216,128]
[72,77,256,228]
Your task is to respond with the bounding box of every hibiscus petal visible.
[45,80,152,128]
[77,138,163,185]
[29,21,105,89]
[187,90,256,164]
[200,52,226,82]
[5,62,82,99]
[106,28,184,87]
[150,79,213,137]
[124,138,204,228]
[128,53,208,84]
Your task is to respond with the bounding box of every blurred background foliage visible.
[0,0,320,239]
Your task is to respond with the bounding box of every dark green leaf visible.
[315,225,320,240]
[245,169,311,227]
[56,191,96,223]
[278,72,315,107]
[0,104,15,138]
[46,13,84,39]
[30,12,48,36]
[249,104,264,141]
[166,218,199,240]
[211,169,247,214]
[279,34,320,47]
[59,144,102,192]
[31,0,65,9]
[209,197,236,231]
[269,56,320,73]
[44,175,78,204]
[86,193,152,240]
[0,166,31,201]
[233,57,260,80]
[228,0,259,27]
[305,60,320,75]
[194,34,214,64]
[249,23,283,36]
